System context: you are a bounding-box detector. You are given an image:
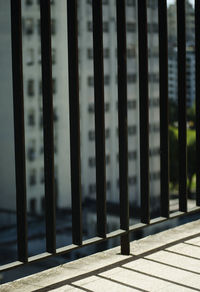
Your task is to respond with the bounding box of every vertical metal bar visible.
[116,0,130,255]
[67,0,82,245]
[195,0,200,206]
[138,0,150,224]
[40,0,56,253]
[177,0,187,212]
[158,0,169,218]
[10,0,28,263]
[92,0,106,238]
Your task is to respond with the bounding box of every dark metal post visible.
[116,0,130,255]
[138,0,150,224]
[177,0,187,212]
[40,0,56,253]
[195,0,200,206]
[92,0,107,238]
[10,0,28,263]
[67,0,82,245]
[158,0,169,218]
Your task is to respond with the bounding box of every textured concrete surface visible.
[1,219,200,291]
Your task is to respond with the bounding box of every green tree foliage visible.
[169,126,179,188]
[187,128,196,194]
[169,125,196,194]
[169,98,178,125]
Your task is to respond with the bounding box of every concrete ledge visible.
[1,219,200,291]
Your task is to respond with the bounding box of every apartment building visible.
[22,0,71,213]
[168,44,195,108]
[168,0,194,43]
[0,0,161,216]
[79,0,160,214]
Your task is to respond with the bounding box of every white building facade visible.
[22,0,71,214]
[0,0,161,216]
[78,0,160,213]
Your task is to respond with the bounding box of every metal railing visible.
[1,0,200,273]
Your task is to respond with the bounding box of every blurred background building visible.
[0,0,161,217]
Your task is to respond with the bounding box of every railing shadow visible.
[33,231,200,292]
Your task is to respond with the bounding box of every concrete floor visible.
[1,219,200,291]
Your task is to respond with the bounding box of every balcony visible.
[0,0,200,289]
[1,219,200,291]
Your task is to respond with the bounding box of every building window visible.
[51,19,56,35]
[88,130,95,140]
[88,75,110,86]
[52,79,56,94]
[127,22,136,32]
[26,48,34,65]
[150,171,160,180]
[117,151,137,161]
[40,168,44,184]
[117,177,134,187]
[40,145,44,154]
[53,108,58,122]
[106,181,111,190]
[54,135,58,154]
[149,98,159,107]
[106,155,110,165]
[149,73,159,82]
[105,128,110,138]
[89,184,96,194]
[128,151,137,160]
[148,47,159,57]
[88,76,94,86]
[37,19,41,35]
[127,100,136,109]
[87,21,93,32]
[87,48,109,59]
[87,48,93,59]
[28,110,35,126]
[149,147,160,157]
[147,0,157,9]
[128,176,137,185]
[128,125,136,135]
[87,21,109,32]
[30,198,36,214]
[37,18,56,35]
[149,124,160,133]
[39,80,42,95]
[41,197,45,212]
[23,18,34,35]
[105,103,110,112]
[39,114,43,129]
[26,0,33,5]
[52,48,56,64]
[88,103,95,113]
[127,74,136,83]
[104,75,110,85]
[29,169,36,186]
[27,147,35,162]
[127,0,136,6]
[87,0,108,4]
[104,48,109,58]
[88,157,96,167]
[127,47,136,58]
[103,22,109,32]
[88,103,109,113]
[148,23,158,33]
[27,80,34,96]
